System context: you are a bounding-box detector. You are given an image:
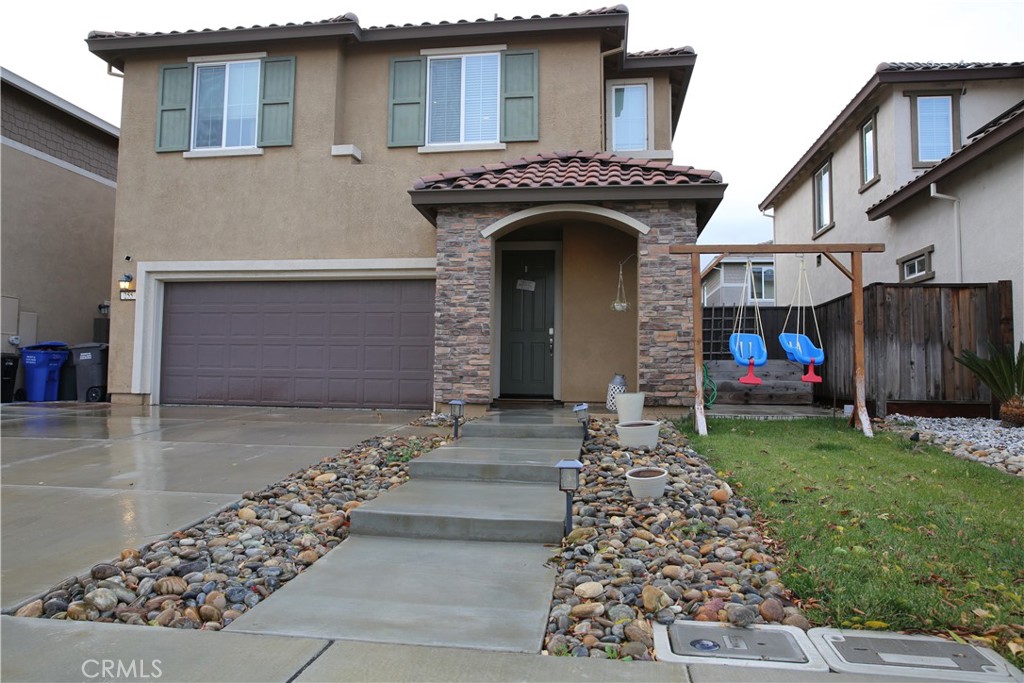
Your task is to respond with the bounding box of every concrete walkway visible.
[226,409,580,652]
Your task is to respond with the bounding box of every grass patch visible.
[680,417,1024,666]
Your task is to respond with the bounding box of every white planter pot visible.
[615,420,661,449]
[616,392,645,423]
[626,466,668,499]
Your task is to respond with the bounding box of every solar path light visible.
[449,399,464,439]
[555,458,583,537]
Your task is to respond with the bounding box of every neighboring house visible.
[701,254,775,306]
[760,62,1023,346]
[85,7,726,411]
[1,68,118,368]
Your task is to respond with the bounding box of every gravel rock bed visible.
[881,414,1024,477]
[11,434,445,628]
[544,419,808,660]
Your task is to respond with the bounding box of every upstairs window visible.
[388,49,538,149]
[156,55,295,154]
[427,53,499,145]
[908,91,960,167]
[813,159,833,235]
[193,61,260,149]
[606,78,653,152]
[859,113,878,189]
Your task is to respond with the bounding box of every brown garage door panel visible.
[160,280,435,409]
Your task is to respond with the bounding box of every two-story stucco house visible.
[701,254,775,307]
[1,68,118,375]
[86,7,726,412]
[760,62,1023,346]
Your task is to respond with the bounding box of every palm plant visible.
[955,342,1024,427]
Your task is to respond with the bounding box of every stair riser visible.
[409,460,558,484]
[349,511,564,543]
[460,423,583,439]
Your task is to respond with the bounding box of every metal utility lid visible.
[808,628,1024,682]
[654,622,829,672]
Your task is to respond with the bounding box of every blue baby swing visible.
[729,259,769,385]
[778,255,825,383]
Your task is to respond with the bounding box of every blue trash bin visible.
[20,342,70,402]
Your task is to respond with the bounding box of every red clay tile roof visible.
[877,61,1024,72]
[627,47,695,58]
[368,5,627,29]
[413,151,722,191]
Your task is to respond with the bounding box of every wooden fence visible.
[703,281,1014,415]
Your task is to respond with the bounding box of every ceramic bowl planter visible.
[626,466,668,499]
[616,392,645,424]
[615,419,661,449]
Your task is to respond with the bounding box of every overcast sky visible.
[2,0,1021,245]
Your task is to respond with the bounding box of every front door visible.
[500,250,555,397]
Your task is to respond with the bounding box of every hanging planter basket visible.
[611,254,634,312]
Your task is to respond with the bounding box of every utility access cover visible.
[808,628,1024,682]
[653,622,828,672]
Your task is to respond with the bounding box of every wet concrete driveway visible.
[0,403,427,609]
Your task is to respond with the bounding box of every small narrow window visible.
[908,91,960,167]
[860,114,878,188]
[813,159,833,235]
[897,245,935,283]
[606,79,653,152]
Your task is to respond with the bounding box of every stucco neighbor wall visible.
[1,145,116,345]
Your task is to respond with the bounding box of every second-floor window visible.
[909,91,960,167]
[427,54,500,145]
[606,78,653,152]
[813,159,833,235]
[193,61,260,149]
[860,114,878,188]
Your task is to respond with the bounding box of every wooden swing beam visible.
[669,243,885,437]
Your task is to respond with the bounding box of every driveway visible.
[0,402,426,609]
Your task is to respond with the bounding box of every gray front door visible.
[500,250,555,397]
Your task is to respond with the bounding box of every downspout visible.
[930,183,962,282]
[600,45,625,149]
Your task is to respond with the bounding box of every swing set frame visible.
[670,243,884,437]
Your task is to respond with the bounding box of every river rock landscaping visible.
[10,434,445,629]
[881,414,1024,477]
[544,419,809,660]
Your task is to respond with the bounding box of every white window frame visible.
[606,78,654,152]
[425,52,501,147]
[859,113,879,190]
[189,58,261,151]
[812,159,833,236]
[749,265,775,303]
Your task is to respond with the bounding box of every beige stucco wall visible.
[1,145,115,347]
[561,223,638,401]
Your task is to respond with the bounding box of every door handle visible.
[549,327,554,355]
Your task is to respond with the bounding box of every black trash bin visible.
[1,353,18,403]
[70,343,109,402]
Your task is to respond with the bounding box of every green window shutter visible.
[258,56,295,147]
[501,50,539,142]
[155,64,193,152]
[388,57,426,147]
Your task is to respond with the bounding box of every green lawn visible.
[681,417,1024,666]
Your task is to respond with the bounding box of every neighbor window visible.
[897,245,935,283]
[193,61,260,149]
[908,92,960,167]
[606,79,653,152]
[813,159,833,235]
[427,53,499,145]
[750,266,775,302]
[859,114,878,188]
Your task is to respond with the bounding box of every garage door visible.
[160,280,434,409]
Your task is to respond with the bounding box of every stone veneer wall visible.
[433,200,698,408]
[625,200,698,406]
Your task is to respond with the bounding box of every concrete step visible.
[410,446,576,483]
[349,479,564,543]
[460,420,583,439]
[449,436,583,452]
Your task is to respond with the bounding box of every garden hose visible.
[703,362,717,407]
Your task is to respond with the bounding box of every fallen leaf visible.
[864,621,889,629]
[972,608,993,619]
[1008,642,1023,656]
